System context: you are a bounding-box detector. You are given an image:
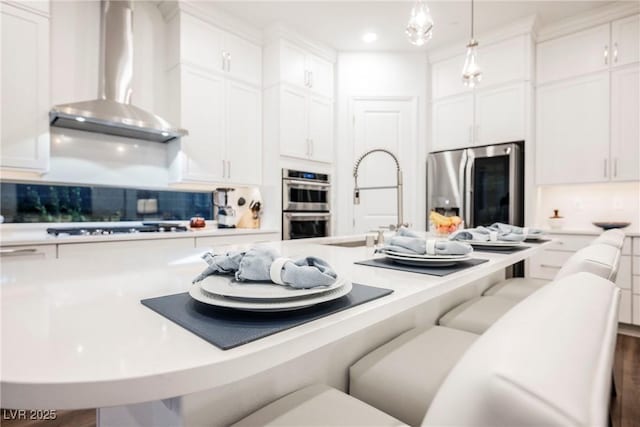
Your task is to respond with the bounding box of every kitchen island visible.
[0,235,551,426]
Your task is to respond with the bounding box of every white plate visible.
[200,275,347,301]
[385,254,471,267]
[525,234,545,240]
[382,250,470,260]
[189,281,353,312]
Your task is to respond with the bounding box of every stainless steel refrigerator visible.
[427,142,524,228]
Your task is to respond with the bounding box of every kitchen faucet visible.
[353,148,406,230]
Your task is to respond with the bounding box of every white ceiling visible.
[210,1,617,51]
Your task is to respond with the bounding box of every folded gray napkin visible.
[377,227,473,256]
[192,247,338,289]
[489,223,544,236]
[449,226,526,243]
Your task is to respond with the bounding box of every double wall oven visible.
[282,169,331,240]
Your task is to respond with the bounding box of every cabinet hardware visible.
[226,52,231,72]
[0,248,38,255]
[613,42,618,63]
[310,139,314,157]
[304,70,309,87]
[613,158,618,177]
[540,264,561,269]
[309,71,314,88]
[604,158,608,178]
[604,45,609,65]
[227,160,231,179]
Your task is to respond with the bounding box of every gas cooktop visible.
[46,223,188,236]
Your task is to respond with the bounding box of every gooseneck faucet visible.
[353,148,406,230]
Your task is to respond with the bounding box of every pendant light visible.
[461,0,482,87]
[406,0,434,46]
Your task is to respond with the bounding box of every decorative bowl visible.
[592,222,630,230]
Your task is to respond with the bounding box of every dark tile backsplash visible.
[0,182,213,223]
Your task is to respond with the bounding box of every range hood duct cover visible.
[49,1,187,143]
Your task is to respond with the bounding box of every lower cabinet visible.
[57,238,196,260]
[195,233,280,248]
[528,233,637,324]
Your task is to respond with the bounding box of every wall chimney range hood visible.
[49,1,187,143]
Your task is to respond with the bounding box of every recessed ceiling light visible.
[362,32,378,43]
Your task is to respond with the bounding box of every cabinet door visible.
[612,14,640,67]
[1,3,49,172]
[280,42,307,88]
[226,81,262,185]
[611,65,640,181]
[620,289,632,323]
[306,54,334,99]
[536,72,610,185]
[537,23,609,84]
[0,245,56,262]
[179,13,225,74]
[431,54,466,100]
[224,32,262,87]
[432,94,474,152]
[308,95,333,163]
[280,85,309,159]
[180,68,226,182]
[474,83,526,146]
[479,35,529,87]
[633,294,640,326]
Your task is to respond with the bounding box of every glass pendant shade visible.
[406,1,434,46]
[461,40,482,87]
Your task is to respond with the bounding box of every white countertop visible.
[0,223,279,246]
[0,234,550,409]
[543,228,640,237]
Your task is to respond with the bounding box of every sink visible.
[324,240,371,248]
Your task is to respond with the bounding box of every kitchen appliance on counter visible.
[46,223,188,236]
[214,188,236,229]
[427,142,524,228]
[282,169,331,240]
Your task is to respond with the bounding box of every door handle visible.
[604,45,609,65]
[0,248,38,255]
[604,158,608,178]
[613,42,618,63]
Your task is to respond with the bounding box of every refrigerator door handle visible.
[464,151,474,228]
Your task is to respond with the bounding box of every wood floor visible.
[2,333,639,427]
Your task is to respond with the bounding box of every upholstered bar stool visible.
[230,273,619,427]
[439,243,620,334]
[483,232,624,302]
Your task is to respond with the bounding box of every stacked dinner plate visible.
[189,275,352,312]
[380,249,472,267]
[463,240,525,250]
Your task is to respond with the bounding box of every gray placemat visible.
[141,283,393,350]
[354,257,489,276]
[470,245,531,253]
[524,238,551,244]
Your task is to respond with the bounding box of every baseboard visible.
[618,323,640,338]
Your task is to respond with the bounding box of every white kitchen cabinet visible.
[265,39,335,99]
[195,232,280,248]
[610,65,640,181]
[536,72,610,185]
[169,66,262,185]
[226,80,262,185]
[278,85,333,163]
[0,245,56,262]
[620,289,632,324]
[308,95,334,162]
[166,11,261,87]
[537,24,610,84]
[57,239,195,260]
[0,2,50,173]
[611,14,640,67]
[431,93,474,151]
[474,83,526,146]
[431,35,530,100]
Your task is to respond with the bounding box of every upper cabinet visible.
[474,83,527,147]
[165,10,261,87]
[264,39,334,99]
[263,32,336,164]
[163,5,262,185]
[536,13,640,185]
[0,1,50,173]
[537,14,640,85]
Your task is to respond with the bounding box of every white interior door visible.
[352,98,415,233]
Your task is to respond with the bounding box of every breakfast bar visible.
[0,235,551,426]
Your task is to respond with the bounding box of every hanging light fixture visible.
[461,0,482,87]
[405,0,434,46]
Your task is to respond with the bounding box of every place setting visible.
[448,223,544,253]
[141,247,393,350]
[355,228,488,276]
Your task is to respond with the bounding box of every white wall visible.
[535,182,640,233]
[44,0,172,188]
[335,52,429,235]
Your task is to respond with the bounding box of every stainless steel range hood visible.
[50,1,187,143]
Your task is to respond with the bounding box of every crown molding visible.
[537,1,640,42]
[263,23,337,63]
[2,1,50,18]
[429,14,537,63]
[157,0,262,45]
